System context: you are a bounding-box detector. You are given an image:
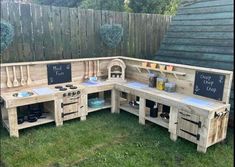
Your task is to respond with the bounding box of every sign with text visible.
[47,63,72,85]
[193,71,225,101]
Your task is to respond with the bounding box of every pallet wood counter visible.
[0,56,233,153]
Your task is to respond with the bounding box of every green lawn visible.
[0,110,234,167]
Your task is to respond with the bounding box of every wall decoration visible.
[0,20,14,53]
[100,24,123,48]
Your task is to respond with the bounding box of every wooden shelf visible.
[145,116,169,129]
[129,65,186,77]
[88,102,111,113]
[120,103,139,116]
[3,115,55,130]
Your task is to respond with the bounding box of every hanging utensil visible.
[93,61,96,77]
[87,61,90,78]
[27,65,32,85]
[97,60,100,76]
[20,66,26,86]
[84,61,87,79]
[6,66,13,88]
[84,61,88,79]
[13,66,19,87]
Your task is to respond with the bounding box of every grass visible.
[0,110,234,167]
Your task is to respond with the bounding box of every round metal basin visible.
[13,91,34,98]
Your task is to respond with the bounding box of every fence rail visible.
[0,2,171,63]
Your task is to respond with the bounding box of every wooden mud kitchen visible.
[0,57,233,153]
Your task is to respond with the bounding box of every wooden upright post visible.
[139,97,146,125]
[168,107,178,141]
[8,107,19,137]
[111,89,120,113]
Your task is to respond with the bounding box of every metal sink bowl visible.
[13,91,34,98]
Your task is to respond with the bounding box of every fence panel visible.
[1,2,172,62]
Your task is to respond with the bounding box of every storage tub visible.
[88,98,105,108]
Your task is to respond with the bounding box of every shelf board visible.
[18,115,55,130]
[3,115,55,130]
[120,103,139,116]
[88,102,111,113]
[145,116,169,129]
[130,65,186,76]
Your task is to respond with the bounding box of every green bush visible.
[128,0,178,14]
[33,0,180,14]
[80,0,125,11]
[33,0,83,7]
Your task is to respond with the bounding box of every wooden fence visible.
[0,2,172,63]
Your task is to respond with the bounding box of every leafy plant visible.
[100,24,123,48]
[33,0,83,7]
[0,20,14,53]
[128,0,178,14]
[80,0,125,11]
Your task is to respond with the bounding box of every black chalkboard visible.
[47,63,72,85]
[193,71,225,101]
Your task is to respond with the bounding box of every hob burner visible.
[70,86,78,89]
[65,84,73,87]
[59,88,67,91]
[55,86,63,89]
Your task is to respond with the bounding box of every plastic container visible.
[159,64,166,70]
[156,77,167,90]
[88,98,105,108]
[142,62,148,67]
[150,63,157,69]
[164,82,176,92]
[148,73,157,88]
[166,65,174,71]
[150,108,158,117]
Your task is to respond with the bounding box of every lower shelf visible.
[3,115,55,130]
[145,116,169,129]
[120,103,139,116]
[88,102,111,113]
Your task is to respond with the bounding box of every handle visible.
[214,109,229,118]
[179,111,190,117]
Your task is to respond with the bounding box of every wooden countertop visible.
[0,80,229,116]
[115,81,229,117]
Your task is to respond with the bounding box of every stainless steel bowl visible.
[13,91,34,98]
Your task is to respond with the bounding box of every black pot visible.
[150,108,158,117]
[27,114,38,122]
[17,116,25,124]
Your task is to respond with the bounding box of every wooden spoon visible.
[20,66,26,86]
[5,66,13,88]
[26,65,32,85]
[12,66,19,87]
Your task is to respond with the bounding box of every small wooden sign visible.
[193,71,225,101]
[47,63,72,85]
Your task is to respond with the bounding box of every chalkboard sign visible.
[193,71,225,101]
[47,63,72,85]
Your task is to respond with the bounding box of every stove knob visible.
[63,93,66,97]
[72,92,76,96]
[77,91,80,95]
[68,92,71,96]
